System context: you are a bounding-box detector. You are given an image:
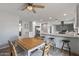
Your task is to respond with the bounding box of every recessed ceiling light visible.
[49,17,52,19]
[64,13,67,16]
[19,24,21,26]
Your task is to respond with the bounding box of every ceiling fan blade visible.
[33,5,45,8]
[21,3,29,10]
[32,9,36,13]
[28,3,33,6]
[22,6,27,10]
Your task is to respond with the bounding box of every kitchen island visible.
[41,33,79,55]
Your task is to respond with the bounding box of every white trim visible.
[27,43,45,56]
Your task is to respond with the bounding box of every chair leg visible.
[67,43,71,56]
[10,52,13,56]
[42,49,44,56]
[61,42,64,51]
[42,53,44,56]
[47,52,49,56]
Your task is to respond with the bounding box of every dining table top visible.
[16,37,44,50]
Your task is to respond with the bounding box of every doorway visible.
[35,26,40,37]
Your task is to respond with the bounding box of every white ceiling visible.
[0,3,78,24]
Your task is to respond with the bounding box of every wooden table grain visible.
[16,37,45,56]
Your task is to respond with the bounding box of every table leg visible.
[15,41,17,47]
[27,51,31,56]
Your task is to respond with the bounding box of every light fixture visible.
[19,23,21,26]
[64,13,67,16]
[49,17,52,19]
[27,6,33,11]
[33,21,36,25]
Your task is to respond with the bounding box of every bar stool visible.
[41,36,45,38]
[41,36,45,40]
[61,40,71,56]
[49,37,56,48]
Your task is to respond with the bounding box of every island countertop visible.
[41,33,79,38]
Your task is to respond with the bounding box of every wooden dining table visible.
[16,37,45,56]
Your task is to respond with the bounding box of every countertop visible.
[41,32,79,38]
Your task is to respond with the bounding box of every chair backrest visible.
[8,40,17,56]
[42,43,51,56]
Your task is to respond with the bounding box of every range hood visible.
[59,21,66,34]
[61,21,64,26]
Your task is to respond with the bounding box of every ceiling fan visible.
[22,3,45,13]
